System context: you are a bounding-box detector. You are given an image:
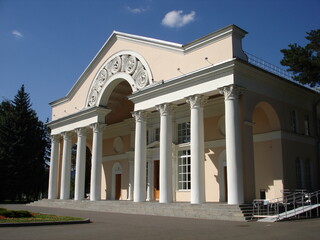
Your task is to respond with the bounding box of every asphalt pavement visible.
[0,204,319,240]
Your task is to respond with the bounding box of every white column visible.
[156,103,174,203]
[60,132,72,200]
[186,95,207,204]
[128,159,134,200]
[146,159,153,201]
[74,127,87,200]
[90,123,104,201]
[219,84,244,204]
[132,111,148,202]
[48,135,60,199]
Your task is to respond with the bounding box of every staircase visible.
[252,190,320,222]
[29,200,252,221]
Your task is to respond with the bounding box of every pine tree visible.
[0,85,49,201]
[280,29,320,87]
[0,100,15,200]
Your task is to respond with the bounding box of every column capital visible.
[218,84,244,101]
[185,94,208,109]
[156,103,175,116]
[61,131,73,140]
[75,127,88,137]
[132,110,149,122]
[50,134,61,143]
[90,122,106,133]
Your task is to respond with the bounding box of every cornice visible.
[47,106,110,131]
[128,59,236,105]
[234,59,320,97]
[183,24,247,53]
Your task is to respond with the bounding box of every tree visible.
[0,85,49,201]
[280,29,320,87]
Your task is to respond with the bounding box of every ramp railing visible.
[252,190,320,222]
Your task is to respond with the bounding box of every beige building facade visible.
[47,25,320,205]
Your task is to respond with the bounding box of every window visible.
[295,158,302,189]
[305,159,312,189]
[304,115,310,136]
[290,110,297,133]
[178,122,190,144]
[178,150,191,190]
[155,128,160,141]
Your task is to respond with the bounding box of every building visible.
[47,25,320,205]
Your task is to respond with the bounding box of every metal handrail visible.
[245,51,294,81]
[252,190,320,221]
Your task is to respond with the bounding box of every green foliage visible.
[0,85,50,201]
[280,29,320,87]
[0,208,33,218]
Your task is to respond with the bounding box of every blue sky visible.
[0,0,319,122]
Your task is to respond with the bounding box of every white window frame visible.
[177,149,191,191]
[177,122,191,144]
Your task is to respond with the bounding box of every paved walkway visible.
[0,204,320,240]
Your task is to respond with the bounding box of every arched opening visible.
[105,81,134,125]
[252,102,283,200]
[99,79,134,200]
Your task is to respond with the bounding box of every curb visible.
[0,218,91,227]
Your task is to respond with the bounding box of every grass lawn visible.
[0,208,85,223]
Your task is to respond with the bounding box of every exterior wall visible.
[254,140,282,200]
[282,139,316,191]
[204,147,225,202]
[102,159,129,200]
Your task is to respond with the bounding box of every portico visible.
[46,25,319,206]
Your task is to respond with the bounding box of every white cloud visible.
[162,10,196,28]
[11,30,24,39]
[127,6,147,14]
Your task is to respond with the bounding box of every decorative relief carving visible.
[75,127,88,137]
[113,137,124,153]
[185,94,208,109]
[61,131,73,140]
[50,135,61,143]
[132,110,148,122]
[156,103,175,116]
[87,53,151,107]
[90,122,106,133]
[218,84,243,101]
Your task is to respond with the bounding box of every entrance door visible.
[154,160,160,200]
[115,174,121,200]
[224,166,228,202]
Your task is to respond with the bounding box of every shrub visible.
[0,209,33,218]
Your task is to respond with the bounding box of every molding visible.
[253,130,315,145]
[128,59,236,110]
[234,59,319,107]
[47,106,110,135]
[86,50,153,108]
[183,25,247,53]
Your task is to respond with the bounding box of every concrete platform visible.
[1,204,320,240]
[28,199,252,221]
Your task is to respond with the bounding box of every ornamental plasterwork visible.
[185,94,208,109]
[156,103,175,116]
[218,84,244,101]
[87,53,152,107]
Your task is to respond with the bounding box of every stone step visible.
[29,199,252,221]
